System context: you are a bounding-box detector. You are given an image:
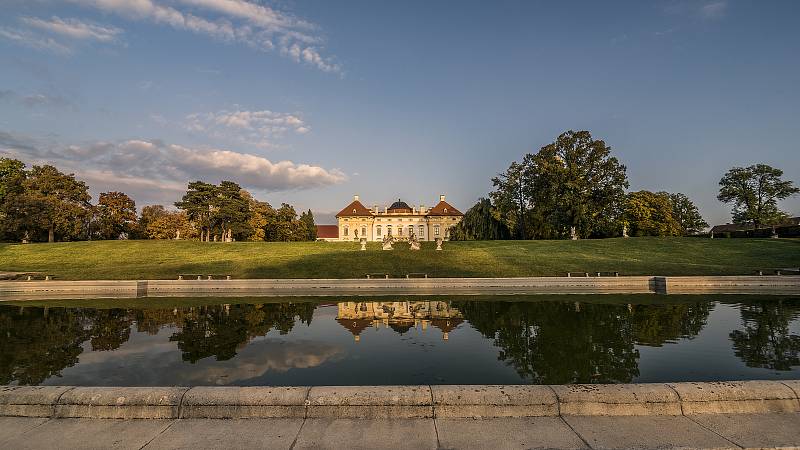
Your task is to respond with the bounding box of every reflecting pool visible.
[1,295,799,386]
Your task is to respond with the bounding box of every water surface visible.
[1,295,799,386]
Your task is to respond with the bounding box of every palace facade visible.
[336,300,463,341]
[330,194,463,242]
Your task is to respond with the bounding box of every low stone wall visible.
[2,381,799,419]
[1,276,799,300]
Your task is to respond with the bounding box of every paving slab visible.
[436,417,588,449]
[0,417,50,445]
[144,418,304,449]
[432,385,558,417]
[0,418,173,450]
[563,415,737,450]
[293,418,437,449]
[688,413,800,449]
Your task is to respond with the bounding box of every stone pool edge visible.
[2,381,800,419]
[1,275,799,300]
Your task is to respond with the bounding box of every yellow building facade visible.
[335,194,463,242]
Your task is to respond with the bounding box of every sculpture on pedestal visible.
[360,237,367,251]
[382,234,394,250]
[570,226,577,240]
[435,238,443,251]
[408,233,420,250]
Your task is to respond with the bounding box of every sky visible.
[1,0,798,225]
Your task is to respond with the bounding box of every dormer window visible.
[444,208,448,213]
[353,208,356,214]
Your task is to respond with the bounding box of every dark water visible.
[1,296,799,386]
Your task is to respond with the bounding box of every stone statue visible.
[570,226,577,241]
[360,237,367,251]
[382,234,394,250]
[435,238,443,251]
[408,233,420,250]
[622,224,628,238]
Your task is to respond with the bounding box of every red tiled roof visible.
[336,200,373,217]
[316,225,339,238]
[427,200,463,216]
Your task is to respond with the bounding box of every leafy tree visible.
[94,191,137,240]
[0,158,27,240]
[450,198,510,240]
[19,165,92,242]
[718,164,799,229]
[175,181,217,242]
[491,161,532,239]
[669,193,708,234]
[145,211,194,239]
[210,181,252,241]
[624,191,682,237]
[138,205,168,238]
[532,131,628,238]
[242,191,274,241]
[299,209,317,241]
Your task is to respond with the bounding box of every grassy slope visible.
[0,238,798,280]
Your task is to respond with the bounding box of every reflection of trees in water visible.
[0,303,316,384]
[730,299,800,370]
[455,301,712,384]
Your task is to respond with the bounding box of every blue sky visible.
[1,0,798,225]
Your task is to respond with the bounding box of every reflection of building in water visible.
[336,301,463,342]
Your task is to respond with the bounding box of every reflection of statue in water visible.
[408,233,420,250]
[382,233,394,250]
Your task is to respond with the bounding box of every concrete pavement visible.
[1,414,799,449]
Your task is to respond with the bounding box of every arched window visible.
[434,225,440,236]
[418,225,424,237]
[361,226,366,236]
[387,225,392,236]
[376,226,382,236]
[408,225,414,236]
[344,225,349,236]
[398,226,403,236]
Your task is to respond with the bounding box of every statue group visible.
[376,233,428,251]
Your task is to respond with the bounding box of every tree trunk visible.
[48,225,54,243]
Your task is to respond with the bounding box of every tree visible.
[94,192,137,240]
[624,191,682,237]
[0,158,27,240]
[669,193,708,234]
[242,191,274,241]
[491,161,531,239]
[175,181,216,242]
[20,165,92,242]
[210,181,252,241]
[299,209,317,241]
[718,164,799,229]
[145,211,194,239]
[450,198,511,240]
[532,131,628,238]
[138,205,168,238]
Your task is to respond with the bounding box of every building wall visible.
[338,213,462,242]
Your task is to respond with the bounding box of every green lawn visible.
[0,238,798,280]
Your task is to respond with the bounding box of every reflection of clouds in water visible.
[49,332,344,386]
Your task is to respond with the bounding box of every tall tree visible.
[0,158,27,240]
[491,160,532,239]
[531,130,628,238]
[669,193,708,234]
[450,198,511,240]
[94,191,137,240]
[624,191,682,237]
[299,209,317,241]
[242,191,274,241]
[138,205,168,238]
[717,164,799,229]
[20,165,92,242]
[145,211,194,239]
[210,181,252,241]
[175,181,216,242]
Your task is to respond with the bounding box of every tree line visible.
[451,130,798,240]
[0,158,316,243]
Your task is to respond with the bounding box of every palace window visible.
[376,226,382,236]
[408,226,414,236]
[344,226,349,236]
[398,226,403,236]
[387,225,392,235]
[361,226,367,236]
[434,225,440,236]
[418,225,424,236]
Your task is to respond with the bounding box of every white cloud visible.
[21,16,122,42]
[700,1,727,19]
[0,27,72,54]
[67,0,340,72]
[0,131,347,205]
[185,109,310,149]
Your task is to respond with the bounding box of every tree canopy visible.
[718,164,799,229]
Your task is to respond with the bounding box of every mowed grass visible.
[0,238,798,280]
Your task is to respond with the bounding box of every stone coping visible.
[1,276,799,300]
[2,381,799,419]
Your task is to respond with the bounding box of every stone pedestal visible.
[360,238,367,251]
[435,238,443,251]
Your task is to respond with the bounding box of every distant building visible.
[315,225,339,241]
[328,194,463,242]
[710,217,800,234]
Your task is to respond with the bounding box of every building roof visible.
[427,200,463,216]
[431,318,464,334]
[336,318,372,336]
[388,199,412,213]
[336,199,373,217]
[710,217,800,233]
[316,225,338,239]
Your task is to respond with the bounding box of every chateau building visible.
[330,194,463,242]
[336,300,463,341]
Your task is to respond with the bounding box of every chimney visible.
[439,194,446,202]
[354,195,360,201]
